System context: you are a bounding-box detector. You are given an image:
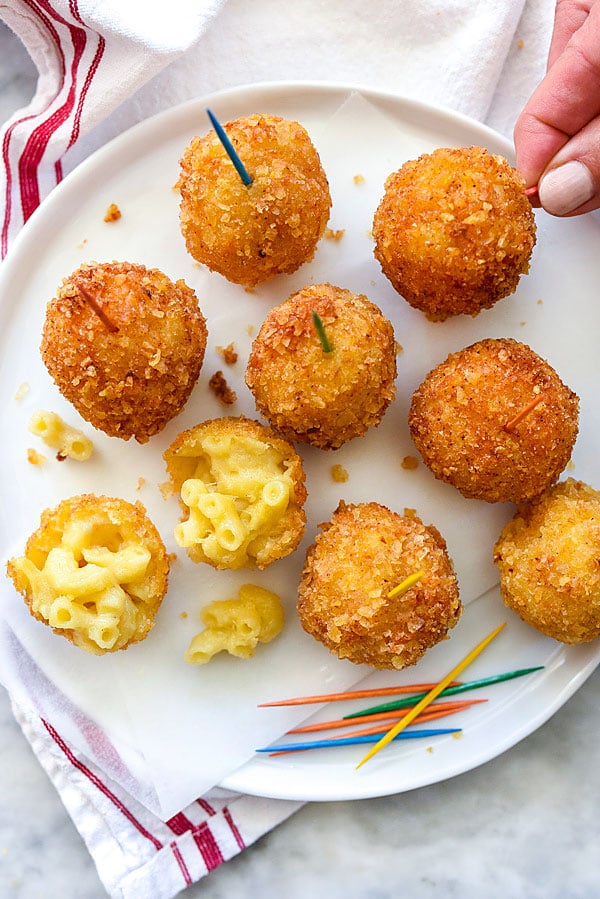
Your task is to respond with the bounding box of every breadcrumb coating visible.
[245,283,397,449]
[373,146,536,321]
[297,501,462,670]
[409,338,579,504]
[40,262,207,443]
[6,494,169,654]
[494,479,600,643]
[178,114,331,286]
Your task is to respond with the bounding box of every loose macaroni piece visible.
[6,495,169,654]
[29,410,93,461]
[184,584,285,664]
[164,417,306,569]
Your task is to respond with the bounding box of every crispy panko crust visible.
[6,494,169,654]
[409,338,579,504]
[164,416,307,569]
[178,114,331,286]
[373,146,536,321]
[245,283,397,449]
[297,501,462,670]
[40,261,208,443]
[494,479,600,643]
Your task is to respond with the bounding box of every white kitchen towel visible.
[0,1,552,896]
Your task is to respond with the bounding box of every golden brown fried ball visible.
[164,416,307,570]
[373,146,536,321]
[6,494,169,655]
[41,262,207,443]
[494,479,600,644]
[297,501,462,670]
[409,338,579,504]
[178,114,331,287]
[245,283,397,449]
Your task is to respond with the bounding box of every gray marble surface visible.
[1,17,600,899]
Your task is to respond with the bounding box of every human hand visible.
[514,0,600,216]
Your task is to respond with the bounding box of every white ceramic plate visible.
[1,83,599,810]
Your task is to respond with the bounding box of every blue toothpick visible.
[206,108,253,186]
[256,727,461,753]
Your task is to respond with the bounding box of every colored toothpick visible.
[387,570,424,599]
[524,185,539,198]
[75,281,118,333]
[345,666,544,719]
[355,622,507,769]
[504,393,544,432]
[312,311,333,353]
[256,727,461,754]
[206,107,252,186]
[258,680,464,708]
[288,698,486,735]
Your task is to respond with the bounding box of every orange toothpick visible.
[356,622,506,769]
[288,698,486,735]
[258,680,464,708]
[504,393,544,432]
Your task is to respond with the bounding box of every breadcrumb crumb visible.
[401,455,419,470]
[216,342,238,365]
[15,382,30,401]
[209,370,237,405]
[103,203,121,222]
[331,463,349,483]
[324,228,345,241]
[27,448,46,465]
[353,174,365,185]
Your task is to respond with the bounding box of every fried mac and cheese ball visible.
[178,114,331,286]
[494,479,600,644]
[164,417,307,570]
[245,283,397,449]
[409,338,579,504]
[297,501,461,670]
[6,495,169,655]
[373,146,536,321]
[41,262,208,443]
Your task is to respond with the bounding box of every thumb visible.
[536,119,600,216]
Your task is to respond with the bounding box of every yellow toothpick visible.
[387,570,424,599]
[355,621,506,769]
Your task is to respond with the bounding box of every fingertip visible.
[538,160,596,216]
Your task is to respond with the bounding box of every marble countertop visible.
[1,17,600,899]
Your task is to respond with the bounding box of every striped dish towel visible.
[14,701,301,898]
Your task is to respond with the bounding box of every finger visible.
[514,1,600,185]
[547,0,592,70]
[537,114,600,215]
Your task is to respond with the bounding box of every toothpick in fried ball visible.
[493,479,600,644]
[40,261,208,443]
[245,283,397,450]
[372,146,536,321]
[408,338,579,504]
[178,113,331,286]
[297,501,462,670]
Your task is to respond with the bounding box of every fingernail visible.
[538,160,595,215]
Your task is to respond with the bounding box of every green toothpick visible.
[312,311,332,353]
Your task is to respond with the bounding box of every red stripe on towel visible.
[193,821,224,871]
[223,805,246,851]
[170,841,193,887]
[41,719,163,851]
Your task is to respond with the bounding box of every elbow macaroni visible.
[165,419,306,570]
[184,584,285,665]
[6,495,169,654]
[29,410,93,461]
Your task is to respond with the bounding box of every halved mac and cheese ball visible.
[245,283,397,449]
[298,501,462,670]
[6,495,169,655]
[164,417,307,569]
[178,114,331,286]
[41,261,208,443]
